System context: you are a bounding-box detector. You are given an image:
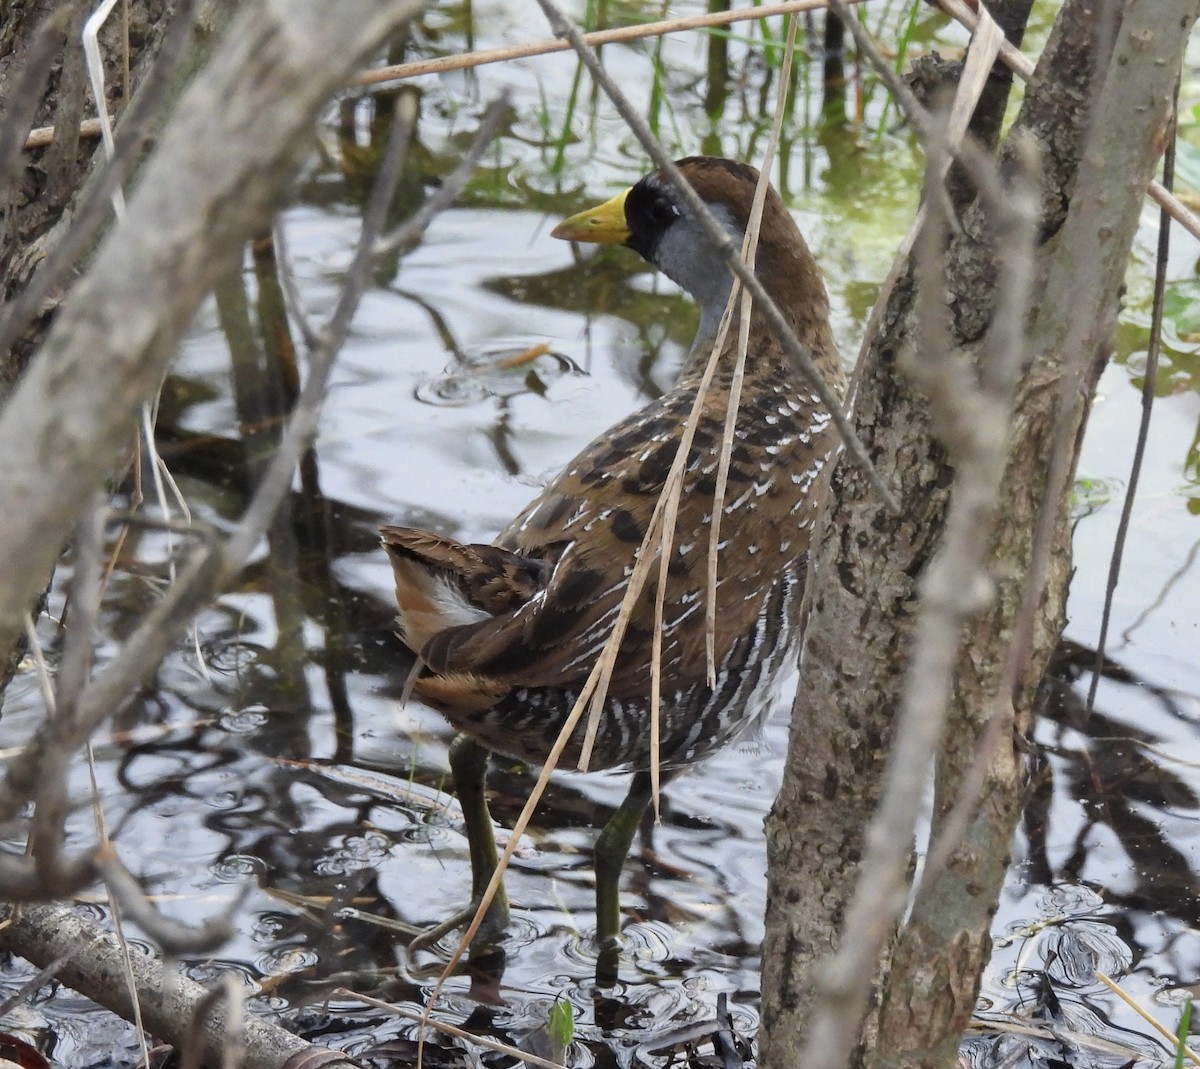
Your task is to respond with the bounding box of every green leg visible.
[594,768,672,953]
[448,733,510,942]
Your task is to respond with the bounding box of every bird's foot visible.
[406,891,509,954]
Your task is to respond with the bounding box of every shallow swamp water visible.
[1,3,1199,1066]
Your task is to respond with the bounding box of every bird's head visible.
[552,156,827,350]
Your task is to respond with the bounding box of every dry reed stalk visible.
[704,14,801,685]
[1095,971,1200,1066]
[352,0,864,87]
[346,992,568,1069]
[19,0,1200,247]
[20,0,865,151]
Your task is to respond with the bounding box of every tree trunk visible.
[759,1,1199,1066]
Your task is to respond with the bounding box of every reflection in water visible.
[415,341,584,475]
[415,342,582,409]
[965,643,1200,1068]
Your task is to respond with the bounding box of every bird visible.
[381,155,847,963]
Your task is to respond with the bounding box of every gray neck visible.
[653,204,741,357]
[691,288,734,357]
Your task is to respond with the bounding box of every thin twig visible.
[226,89,423,566]
[23,0,862,153]
[270,224,322,353]
[344,991,567,1069]
[969,1013,1186,1062]
[915,138,1044,897]
[1087,81,1177,710]
[0,935,103,1021]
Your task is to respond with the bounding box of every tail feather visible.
[380,526,546,656]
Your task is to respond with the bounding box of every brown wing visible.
[412,330,834,698]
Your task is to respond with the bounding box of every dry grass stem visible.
[22,0,866,152]
[345,991,568,1069]
[539,0,896,511]
[22,615,56,716]
[1095,971,1200,1064]
[705,14,800,684]
[356,0,861,87]
[82,0,127,220]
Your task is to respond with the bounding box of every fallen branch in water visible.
[0,901,366,1069]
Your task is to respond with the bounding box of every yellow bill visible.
[550,188,631,245]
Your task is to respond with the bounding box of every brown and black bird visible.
[382,156,847,956]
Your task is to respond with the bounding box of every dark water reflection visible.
[3,6,1200,1066]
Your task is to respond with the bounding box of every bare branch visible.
[374,98,512,259]
[95,846,243,955]
[56,497,106,723]
[0,89,508,925]
[0,902,361,1068]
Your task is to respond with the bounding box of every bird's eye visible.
[647,197,679,228]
